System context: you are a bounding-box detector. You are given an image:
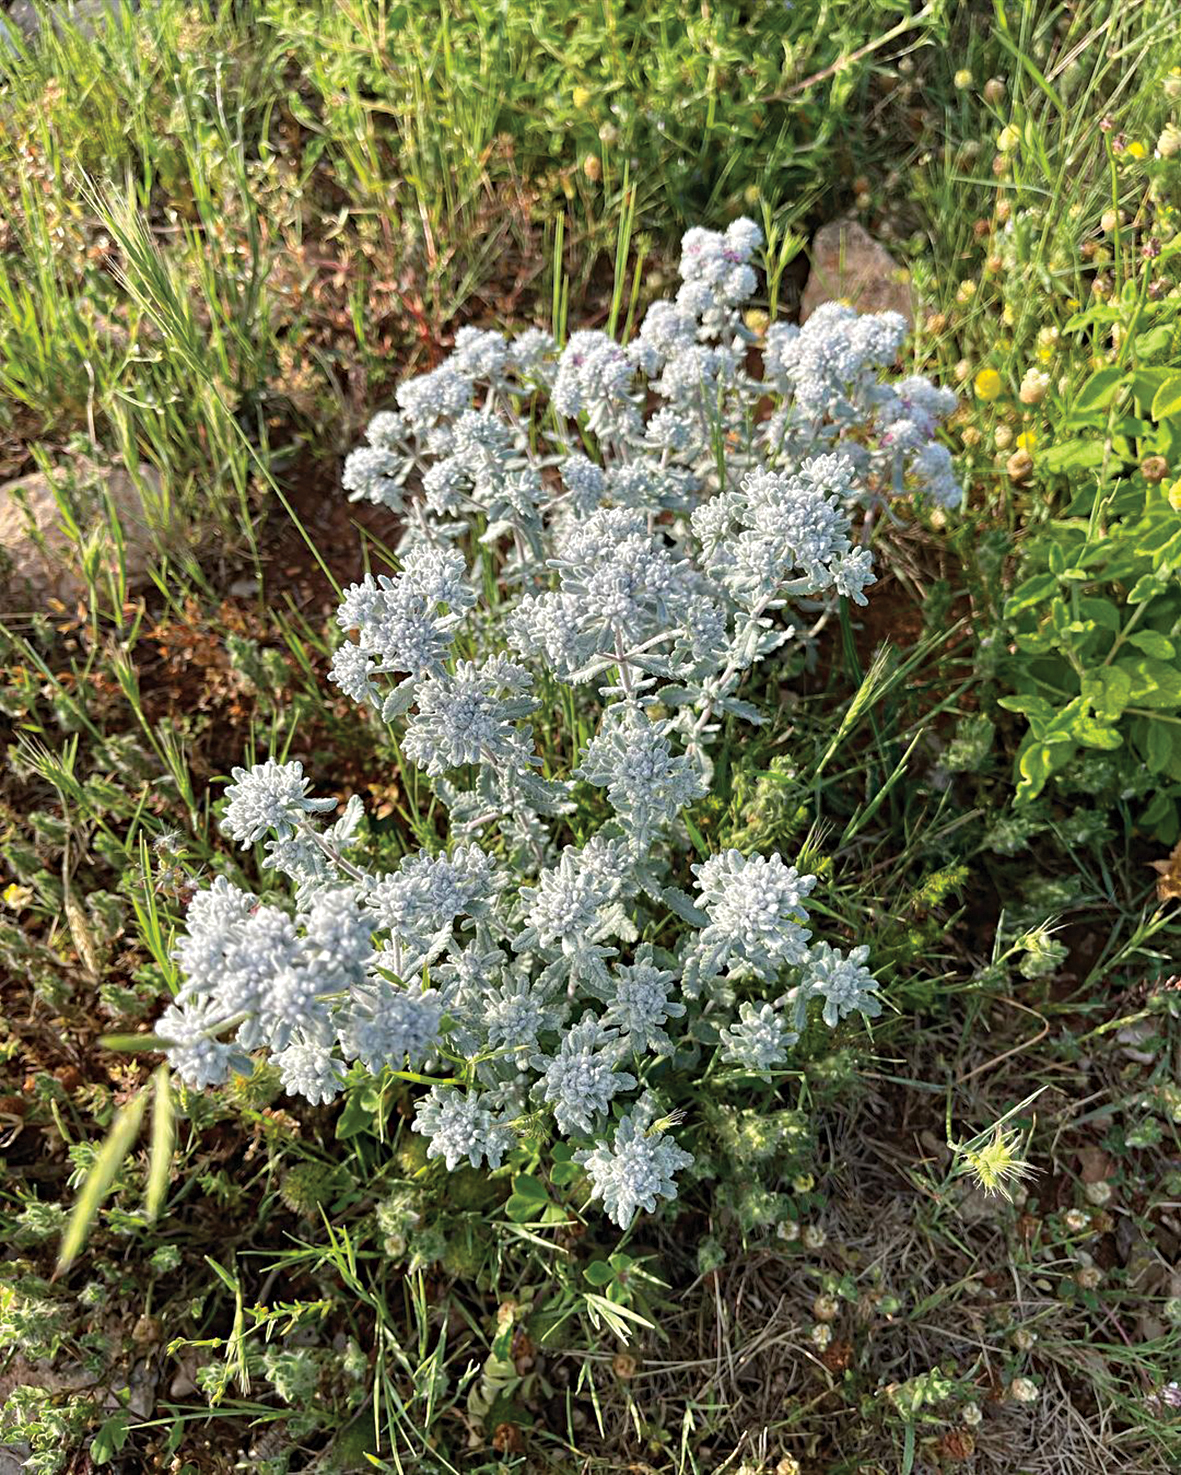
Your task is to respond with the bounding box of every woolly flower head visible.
[403,657,538,777]
[366,844,501,955]
[334,570,461,682]
[533,1014,637,1137]
[344,982,443,1075]
[678,218,763,316]
[477,972,567,1053]
[602,951,686,1055]
[576,704,706,845]
[395,362,472,429]
[518,851,615,954]
[721,1000,796,1071]
[575,1108,693,1228]
[802,941,882,1028]
[272,1041,345,1105]
[342,446,403,510]
[157,999,248,1089]
[692,849,816,979]
[413,1087,516,1170]
[221,759,337,848]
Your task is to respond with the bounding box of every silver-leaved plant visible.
[157,219,959,1228]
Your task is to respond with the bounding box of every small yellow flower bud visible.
[954,69,973,89]
[996,125,1020,154]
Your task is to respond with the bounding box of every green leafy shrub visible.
[999,287,1181,841]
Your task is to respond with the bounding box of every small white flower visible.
[574,1108,693,1228]
[222,758,336,848]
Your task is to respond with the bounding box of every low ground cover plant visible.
[3,3,1181,1471]
[157,220,960,1230]
[997,279,1181,844]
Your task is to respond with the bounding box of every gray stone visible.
[1,455,163,607]
[800,218,915,325]
[1,0,138,50]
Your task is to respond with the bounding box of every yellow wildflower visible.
[956,1125,1036,1201]
[974,367,1004,401]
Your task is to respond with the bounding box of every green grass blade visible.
[56,1088,148,1275]
[145,1065,175,1221]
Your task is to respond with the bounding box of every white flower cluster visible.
[156,220,954,1228]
